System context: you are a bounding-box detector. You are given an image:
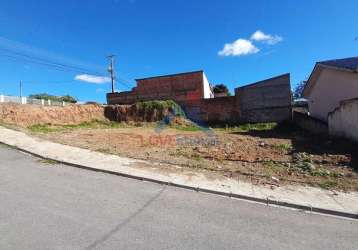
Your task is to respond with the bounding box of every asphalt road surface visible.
[0,145,357,250]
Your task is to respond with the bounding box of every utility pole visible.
[19,80,23,98]
[107,55,116,93]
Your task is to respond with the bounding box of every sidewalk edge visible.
[2,141,357,220]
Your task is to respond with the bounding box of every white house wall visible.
[328,98,358,142]
[202,72,214,99]
[308,68,358,122]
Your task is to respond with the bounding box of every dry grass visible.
[26,121,358,191]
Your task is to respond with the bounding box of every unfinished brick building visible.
[107,71,292,124]
[107,70,214,106]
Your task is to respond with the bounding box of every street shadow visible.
[85,186,166,250]
[231,122,358,171]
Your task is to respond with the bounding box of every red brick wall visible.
[107,71,205,105]
[136,71,204,102]
[183,96,239,124]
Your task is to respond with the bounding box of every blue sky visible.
[0,0,357,103]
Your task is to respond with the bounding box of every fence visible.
[0,94,68,107]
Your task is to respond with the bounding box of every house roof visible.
[135,70,203,81]
[317,57,358,72]
[303,57,358,97]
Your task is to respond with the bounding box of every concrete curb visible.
[2,141,357,220]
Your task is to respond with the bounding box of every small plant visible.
[272,143,292,151]
[292,152,312,163]
[319,180,338,189]
[97,148,112,154]
[135,100,186,118]
[311,169,331,177]
[263,161,285,178]
[291,152,317,173]
[38,158,59,165]
[192,152,203,161]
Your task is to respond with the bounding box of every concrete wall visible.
[185,74,292,124]
[293,111,328,135]
[328,98,358,142]
[235,74,292,123]
[306,68,358,122]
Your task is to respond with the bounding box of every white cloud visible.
[75,74,111,84]
[218,39,259,57]
[250,30,283,45]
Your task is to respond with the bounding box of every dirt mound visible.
[0,103,106,127]
[104,100,186,123]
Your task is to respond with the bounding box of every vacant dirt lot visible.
[31,121,358,191]
[1,102,357,191]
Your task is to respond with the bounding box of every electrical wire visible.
[0,49,106,75]
[0,38,136,91]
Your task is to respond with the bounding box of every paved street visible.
[0,146,357,250]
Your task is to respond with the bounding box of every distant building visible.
[303,57,358,122]
[107,70,214,105]
[107,70,292,124]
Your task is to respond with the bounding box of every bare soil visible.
[34,123,358,191]
[0,103,106,127]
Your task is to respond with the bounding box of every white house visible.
[303,57,358,122]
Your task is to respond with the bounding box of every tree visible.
[213,84,231,96]
[293,81,307,99]
[59,95,77,103]
[29,93,77,103]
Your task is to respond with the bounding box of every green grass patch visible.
[38,158,59,165]
[172,125,201,132]
[135,100,186,117]
[272,143,292,151]
[263,161,286,178]
[192,152,203,161]
[96,148,112,154]
[214,123,277,133]
[28,120,128,133]
[318,180,338,189]
[28,124,64,133]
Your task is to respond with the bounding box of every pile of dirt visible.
[0,103,107,127]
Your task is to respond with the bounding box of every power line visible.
[0,53,84,74]
[0,38,136,91]
[0,48,106,75]
[0,36,106,75]
[0,49,135,90]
